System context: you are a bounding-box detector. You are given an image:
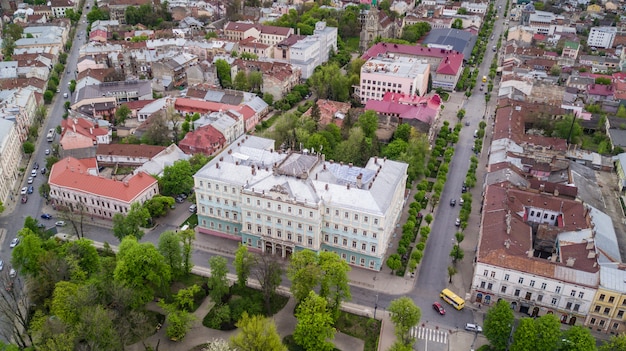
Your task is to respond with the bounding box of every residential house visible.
[562,41,580,59]
[0,88,38,142]
[0,120,22,205]
[231,59,300,101]
[364,92,442,138]
[50,0,76,17]
[49,157,159,219]
[151,53,198,90]
[133,143,190,177]
[586,84,615,103]
[585,268,626,334]
[192,109,244,144]
[193,135,408,271]
[178,124,226,156]
[60,117,110,158]
[302,99,351,127]
[72,80,153,111]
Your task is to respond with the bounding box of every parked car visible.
[20,187,27,195]
[55,221,66,227]
[461,185,467,193]
[0,260,4,271]
[45,149,50,155]
[9,238,19,248]
[433,302,446,315]
[455,218,461,227]
[27,177,33,184]
[31,169,37,177]
[41,213,52,220]
[189,204,197,213]
[450,199,456,207]
[175,196,184,203]
[9,269,16,278]
[41,167,46,175]
[459,198,464,205]
[179,193,188,199]
[27,186,33,194]
[33,162,39,169]
[21,195,28,203]
[465,323,483,333]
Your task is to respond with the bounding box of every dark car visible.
[41,213,52,220]
[175,196,184,203]
[461,185,467,193]
[21,195,28,204]
[27,186,33,194]
[450,199,456,207]
[41,167,47,175]
[433,302,446,315]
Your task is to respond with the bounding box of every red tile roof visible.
[478,184,598,276]
[61,118,108,142]
[436,54,463,75]
[586,83,614,96]
[362,42,464,62]
[179,124,226,156]
[49,157,158,203]
[174,98,255,122]
[123,99,155,110]
[96,144,165,159]
[365,93,441,125]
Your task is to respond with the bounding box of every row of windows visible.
[206,221,238,234]
[500,272,584,299]
[361,80,403,88]
[592,304,625,318]
[205,207,239,221]
[246,197,316,217]
[201,195,237,207]
[325,209,379,225]
[248,224,314,245]
[324,222,378,238]
[490,282,580,311]
[598,294,626,305]
[199,181,237,194]
[323,234,377,253]
[588,318,620,330]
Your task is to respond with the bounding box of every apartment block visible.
[359,55,430,104]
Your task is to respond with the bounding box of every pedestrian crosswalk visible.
[410,326,448,344]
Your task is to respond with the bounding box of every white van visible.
[63,93,68,98]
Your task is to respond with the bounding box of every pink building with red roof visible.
[49,157,159,219]
[179,124,227,156]
[365,92,442,138]
[361,43,464,91]
[174,98,258,132]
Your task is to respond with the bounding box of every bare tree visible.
[0,272,35,348]
[57,202,88,238]
[252,253,283,314]
[165,105,183,144]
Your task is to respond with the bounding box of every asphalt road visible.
[0,4,92,259]
[0,0,508,338]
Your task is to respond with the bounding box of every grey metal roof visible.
[588,204,622,263]
[423,28,477,61]
[76,80,153,101]
[600,266,626,292]
[0,119,15,149]
[204,90,225,102]
[244,96,269,113]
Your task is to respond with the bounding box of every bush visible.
[416,242,425,251]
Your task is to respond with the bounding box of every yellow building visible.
[586,4,602,12]
[585,268,626,334]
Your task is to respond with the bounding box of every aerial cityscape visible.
[0,0,625,350]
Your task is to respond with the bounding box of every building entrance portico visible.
[263,240,293,259]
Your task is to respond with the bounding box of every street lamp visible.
[374,294,379,319]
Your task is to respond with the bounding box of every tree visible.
[215,59,232,88]
[112,202,150,241]
[114,236,171,307]
[561,325,595,351]
[164,308,195,341]
[600,334,626,351]
[386,254,401,274]
[179,229,195,275]
[450,244,464,263]
[510,318,536,351]
[457,109,466,120]
[22,141,35,155]
[234,244,254,288]
[287,250,322,303]
[484,299,515,351]
[424,213,433,225]
[307,63,350,101]
[234,71,250,91]
[293,291,335,351]
[452,18,463,29]
[534,314,561,350]
[318,252,351,321]
[35,105,47,123]
[358,110,379,138]
[252,253,282,315]
[159,159,194,196]
[388,297,421,346]
[550,64,562,76]
[262,92,274,106]
[158,231,183,279]
[248,71,263,92]
[400,22,431,43]
[62,238,101,277]
[553,114,582,143]
[447,265,457,283]
[208,256,230,304]
[114,104,131,126]
[143,195,175,218]
[188,152,210,172]
[310,101,321,124]
[457,7,468,14]
[230,312,287,351]
[617,105,626,118]
[141,113,170,145]
[11,228,45,277]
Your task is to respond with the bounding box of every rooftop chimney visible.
[356,173,363,189]
[566,257,576,267]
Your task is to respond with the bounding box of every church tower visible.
[360,1,380,52]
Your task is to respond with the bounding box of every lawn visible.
[335,311,381,351]
[182,214,198,228]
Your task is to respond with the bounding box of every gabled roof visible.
[61,117,108,142]
[179,124,226,155]
[96,144,165,159]
[49,156,157,203]
[362,42,463,61]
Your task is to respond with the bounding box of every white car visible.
[465,323,483,333]
[27,177,33,184]
[45,149,50,155]
[0,260,4,271]
[55,221,66,227]
[455,218,461,227]
[9,269,16,278]
[20,187,28,195]
[9,238,19,248]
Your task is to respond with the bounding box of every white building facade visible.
[193,135,408,271]
[587,27,617,49]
